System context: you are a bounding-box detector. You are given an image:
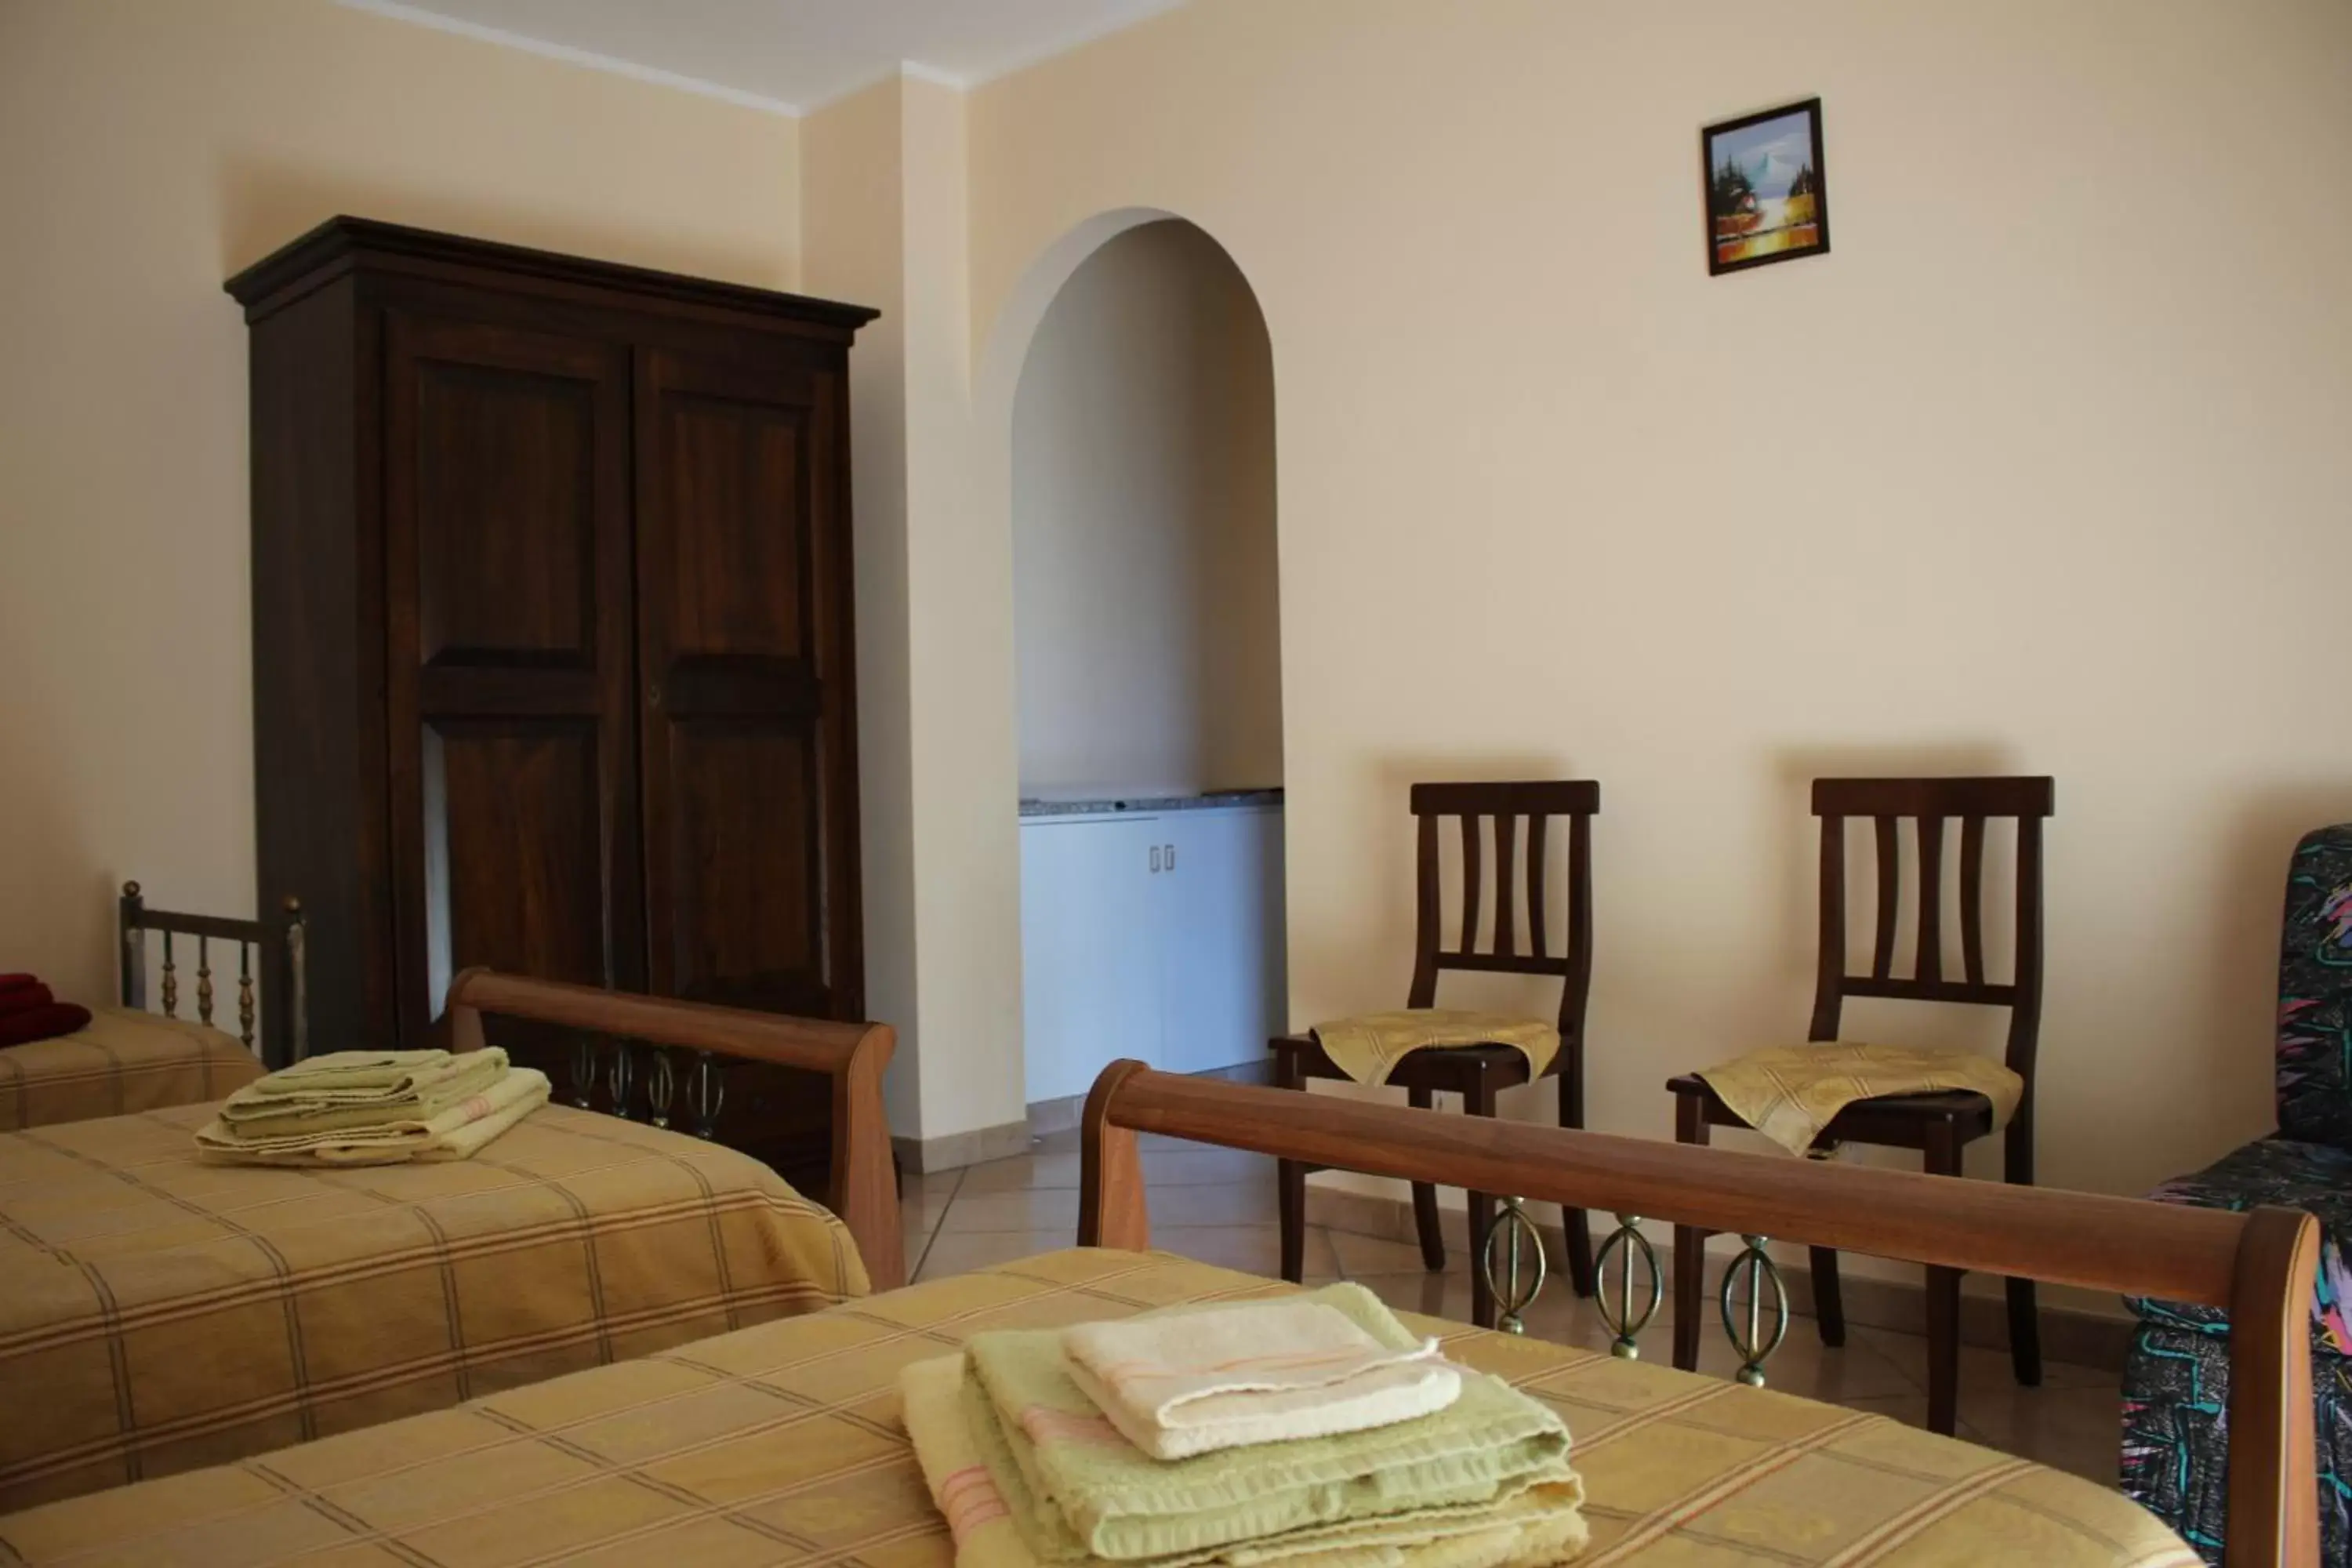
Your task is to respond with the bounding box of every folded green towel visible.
[222,1048,507,1121]
[215,1054,511,1139]
[964,1283,1573,1563]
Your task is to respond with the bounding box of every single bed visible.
[0,969,902,1514]
[0,1066,2309,1566]
[0,883,305,1131]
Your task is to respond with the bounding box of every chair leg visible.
[1923,1119,1964,1436]
[1406,1085,1446,1272]
[1465,1073,1499,1330]
[1275,1049,1307,1284]
[1672,1091,1710,1371]
[1808,1247,1846,1348]
[2003,1116,2042,1388]
[1555,1056,1595,1298]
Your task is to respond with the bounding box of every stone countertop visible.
[1017,788,1284,819]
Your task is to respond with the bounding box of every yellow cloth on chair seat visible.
[1310,1011,1559,1086]
[1695,1041,2024,1156]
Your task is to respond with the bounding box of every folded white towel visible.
[1061,1295,1462,1460]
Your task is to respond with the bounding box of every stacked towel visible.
[901,1284,1587,1568]
[0,973,93,1046]
[193,1047,549,1166]
[1062,1294,1461,1460]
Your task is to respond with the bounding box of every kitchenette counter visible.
[1017,788,1283,819]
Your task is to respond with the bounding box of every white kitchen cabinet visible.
[1019,803,1286,1104]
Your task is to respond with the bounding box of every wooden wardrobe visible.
[227,218,876,1166]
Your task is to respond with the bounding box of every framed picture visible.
[1703,97,1829,275]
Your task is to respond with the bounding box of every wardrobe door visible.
[383,314,642,1041]
[635,343,862,1021]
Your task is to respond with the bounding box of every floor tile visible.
[1144,1181,1273,1227]
[958,1149,1083,1193]
[913,1229,1065,1282]
[1842,1323,2114,1395]
[1942,1378,2124,1484]
[1142,1147,1274,1186]
[935,1185,1084,1235]
[1328,1228,1441,1277]
[1147,1224,1294,1276]
[901,1178,960,1241]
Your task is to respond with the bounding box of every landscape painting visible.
[1704,98,1829,275]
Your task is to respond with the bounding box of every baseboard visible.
[1026,1060,1272,1141]
[893,1119,1031,1174]
[1305,1186,2134,1374]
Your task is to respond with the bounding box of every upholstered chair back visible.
[2277,825,2352,1149]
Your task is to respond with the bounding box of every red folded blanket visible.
[0,1003,92,1047]
[0,974,38,997]
[0,982,56,1017]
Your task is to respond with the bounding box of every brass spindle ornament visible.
[236,942,256,1050]
[607,1039,637,1120]
[1719,1234,1791,1386]
[1594,1213,1662,1359]
[1479,1196,1547,1334]
[196,936,215,1027]
[161,931,178,1018]
[284,898,309,1064]
[569,1039,598,1110]
[647,1049,676,1131]
[690,1051,724,1139]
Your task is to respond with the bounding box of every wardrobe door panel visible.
[385,314,641,1040]
[423,720,608,992]
[637,345,861,1019]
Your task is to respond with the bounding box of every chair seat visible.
[1273,1032,1541,1091]
[2129,1134,2352,1348]
[1667,1072,1998,1150]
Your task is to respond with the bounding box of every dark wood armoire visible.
[227,217,877,1178]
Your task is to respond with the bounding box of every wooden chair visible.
[1666,775,2053,1436]
[1272,780,1599,1326]
[1079,1063,2318,1568]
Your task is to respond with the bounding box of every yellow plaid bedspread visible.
[0,1101,866,1512]
[1697,1041,2026,1156]
[0,1250,2193,1566]
[0,1009,263,1131]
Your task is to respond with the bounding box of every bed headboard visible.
[118,882,308,1069]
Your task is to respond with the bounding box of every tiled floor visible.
[902,1129,2127,1488]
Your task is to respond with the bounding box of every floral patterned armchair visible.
[2122,824,2352,1563]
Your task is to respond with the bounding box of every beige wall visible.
[943,0,2352,1211]
[0,0,800,1003]
[1013,219,1281,796]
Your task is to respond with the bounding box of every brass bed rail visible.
[1078,1062,2318,1568]
[118,881,307,1069]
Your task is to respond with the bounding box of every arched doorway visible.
[1008,218,1285,1113]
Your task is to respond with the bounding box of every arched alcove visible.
[1003,216,1286,1108]
[1013,219,1279,793]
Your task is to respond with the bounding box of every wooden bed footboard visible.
[445,970,905,1290]
[1079,1061,2318,1568]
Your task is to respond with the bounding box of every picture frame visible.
[1703,97,1830,276]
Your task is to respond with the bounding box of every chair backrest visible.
[2276,823,2352,1148]
[1406,781,1599,1036]
[1807,777,2053,1085]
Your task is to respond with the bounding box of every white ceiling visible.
[342,0,1187,114]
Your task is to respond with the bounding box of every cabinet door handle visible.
[1149,846,1161,873]
[1164,843,1176,870]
